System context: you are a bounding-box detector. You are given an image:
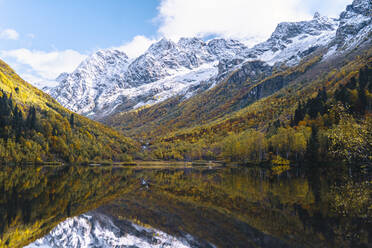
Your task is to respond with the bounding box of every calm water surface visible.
[0,164,370,247]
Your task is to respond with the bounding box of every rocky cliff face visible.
[333,0,371,50]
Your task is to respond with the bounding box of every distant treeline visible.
[0,89,134,163]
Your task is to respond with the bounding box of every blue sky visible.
[0,0,352,87]
[0,0,159,52]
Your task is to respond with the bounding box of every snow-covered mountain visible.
[26,211,211,248]
[332,0,371,51]
[249,12,338,66]
[47,38,251,118]
[46,0,371,120]
[47,49,130,117]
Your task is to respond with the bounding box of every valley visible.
[0,0,371,247]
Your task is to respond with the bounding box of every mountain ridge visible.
[45,6,361,119]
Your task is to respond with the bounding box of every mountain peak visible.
[313,12,321,19]
[95,49,128,59]
[269,15,337,42]
[178,37,205,49]
[147,38,176,54]
[56,72,69,82]
[78,49,129,71]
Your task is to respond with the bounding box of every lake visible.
[0,164,370,247]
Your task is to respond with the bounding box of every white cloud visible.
[116,35,156,58]
[157,0,311,44]
[156,0,353,45]
[0,29,19,40]
[0,49,86,87]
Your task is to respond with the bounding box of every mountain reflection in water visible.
[26,211,202,248]
[0,164,370,248]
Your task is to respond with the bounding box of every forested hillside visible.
[0,59,138,163]
[107,46,372,164]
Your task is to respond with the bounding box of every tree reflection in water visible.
[0,164,370,247]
